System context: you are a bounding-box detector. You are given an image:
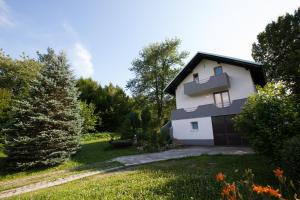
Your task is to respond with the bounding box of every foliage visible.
[4,48,82,170]
[252,8,300,94]
[76,78,99,104]
[0,50,42,96]
[119,111,141,139]
[215,167,300,200]
[76,79,133,132]
[81,132,120,142]
[234,82,300,161]
[0,89,11,143]
[80,101,100,134]
[127,38,188,126]
[100,84,133,131]
[0,50,41,144]
[281,135,300,182]
[141,106,152,132]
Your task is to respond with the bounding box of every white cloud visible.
[0,0,13,27]
[70,42,94,78]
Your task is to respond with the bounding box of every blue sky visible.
[0,0,299,91]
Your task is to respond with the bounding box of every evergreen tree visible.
[4,48,82,170]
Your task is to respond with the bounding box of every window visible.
[193,73,199,83]
[214,91,230,107]
[191,122,198,130]
[214,66,223,76]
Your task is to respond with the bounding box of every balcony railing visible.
[171,98,247,120]
[184,73,230,96]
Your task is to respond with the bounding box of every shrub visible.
[80,101,100,134]
[281,135,300,182]
[234,83,300,161]
[119,111,141,139]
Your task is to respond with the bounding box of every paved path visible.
[0,146,253,199]
[113,146,254,166]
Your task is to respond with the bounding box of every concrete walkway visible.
[113,146,254,166]
[0,146,253,199]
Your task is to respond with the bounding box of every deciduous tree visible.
[252,8,300,94]
[127,38,188,126]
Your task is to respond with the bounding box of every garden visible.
[0,6,299,200]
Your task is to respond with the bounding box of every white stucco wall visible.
[175,59,256,109]
[172,117,213,140]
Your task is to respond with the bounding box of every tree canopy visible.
[126,38,188,126]
[252,7,300,94]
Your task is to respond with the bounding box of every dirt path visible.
[0,146,253,199]
[0,166,123,199]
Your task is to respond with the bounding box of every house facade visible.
[164,52,265,146]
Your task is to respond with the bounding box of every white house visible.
[164,52,265,146]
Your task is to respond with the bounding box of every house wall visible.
[172,117,214,142]
[175,59,256,109]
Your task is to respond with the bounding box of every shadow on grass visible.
[0,139,138,179]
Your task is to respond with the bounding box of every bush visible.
[80,101,100,134]
[281,135,300,182]
[119,111,141,139]
[234,83,300,161]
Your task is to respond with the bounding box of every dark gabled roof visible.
[164,51,266,95]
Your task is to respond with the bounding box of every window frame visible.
[214,66,223,76]
[191,121,199,130]
[213,90,231,107]
[193,73,199,83]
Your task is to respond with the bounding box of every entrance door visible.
[211,115,243,145]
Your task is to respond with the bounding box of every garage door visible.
[211,115,244,145]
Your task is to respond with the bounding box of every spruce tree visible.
[4,48,82,170]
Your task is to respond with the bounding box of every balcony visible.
[184,73,230,96]
[171,98,247,120]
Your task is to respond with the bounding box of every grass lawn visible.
[6,154,277,200]
[0,133,139,191]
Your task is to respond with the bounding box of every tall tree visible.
[100,83,132,131]
[76,79,132,132]
[252,8,300,94]
[76,78,100,104]
[127,38,188,126]
[4,49,82,170]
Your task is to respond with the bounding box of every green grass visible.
[0,132,139,191]
[6,154,277,200]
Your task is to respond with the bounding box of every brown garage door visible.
[211,115,244,145]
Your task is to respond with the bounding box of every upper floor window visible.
[214,66,223,76]
[214,91,230,108]
[193,73,199,83]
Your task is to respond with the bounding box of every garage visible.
[211,115,244,145]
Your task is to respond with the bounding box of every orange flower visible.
[215,172,225,182]
[221,183,236,197]
[252,184,282,198]
[273,168,284,178]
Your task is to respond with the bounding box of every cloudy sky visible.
[0,0,299,91]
